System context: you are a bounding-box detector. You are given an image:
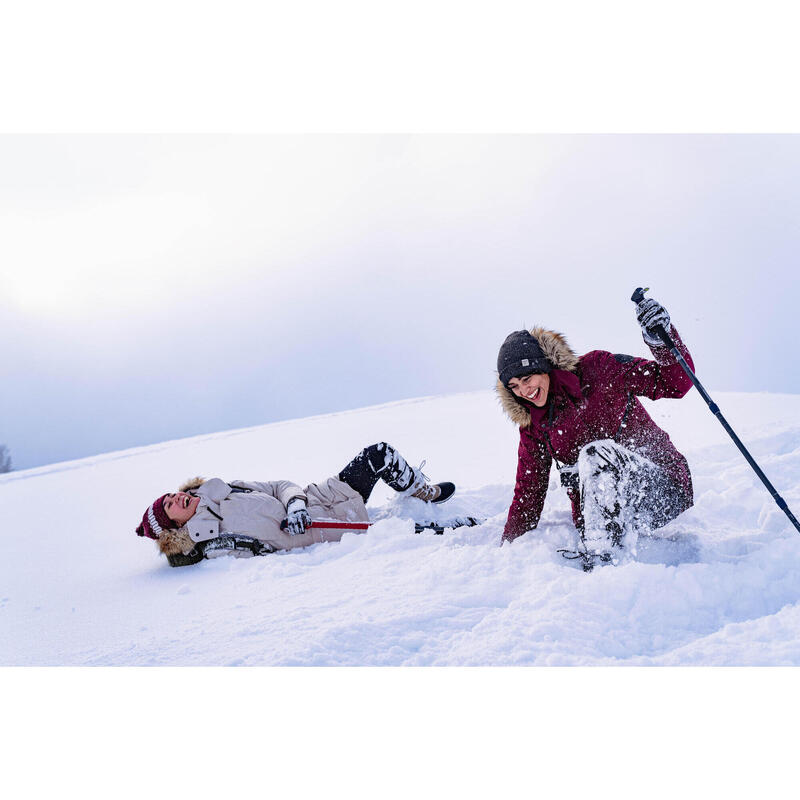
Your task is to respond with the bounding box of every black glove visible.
[636,297,671,347]
[285,498,311,535]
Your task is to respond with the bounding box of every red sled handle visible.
[280,518,371,532]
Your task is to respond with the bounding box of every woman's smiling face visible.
[163,492,201,526]
[507,372,550,407]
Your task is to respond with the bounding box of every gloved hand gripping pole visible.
[631,287,800,534]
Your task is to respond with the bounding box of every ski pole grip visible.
[652,324,676,350]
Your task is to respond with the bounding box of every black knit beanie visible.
[497,330,552,387]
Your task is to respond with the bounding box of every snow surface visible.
[2,388,800,666]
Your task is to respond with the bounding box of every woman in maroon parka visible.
[495,296,694,568]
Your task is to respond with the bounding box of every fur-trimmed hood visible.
[495,327,580,428]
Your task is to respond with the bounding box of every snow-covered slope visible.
[2,389,800,666]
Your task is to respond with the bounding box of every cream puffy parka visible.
[157,475,370,558]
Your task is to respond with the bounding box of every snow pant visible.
[576,439,687,555]
[337,442,415,504]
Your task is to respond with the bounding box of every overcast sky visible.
[2,134,799,470]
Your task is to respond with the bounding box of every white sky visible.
[1,134,799,468]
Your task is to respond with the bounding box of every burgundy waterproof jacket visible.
[497,327,695,543]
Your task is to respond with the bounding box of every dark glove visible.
[636,297,671,347]
[285,497,311,535]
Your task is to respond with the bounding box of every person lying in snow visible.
[136,442,456,566]
[495,295,694,569]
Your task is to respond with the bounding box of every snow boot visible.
[399,460,456,504]
[578,440,638,565]
[338,442,456,504]
[376,447,456,504]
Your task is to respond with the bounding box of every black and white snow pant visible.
[572,439,686,554]
[338,442,415,504]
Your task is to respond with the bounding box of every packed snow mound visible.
[2,389,800,665]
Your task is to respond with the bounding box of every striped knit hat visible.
[136,495,176,539]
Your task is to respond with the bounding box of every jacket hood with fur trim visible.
[495,327,580,428]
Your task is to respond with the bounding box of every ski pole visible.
[280,517,484,534]
[631,287,800,534]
